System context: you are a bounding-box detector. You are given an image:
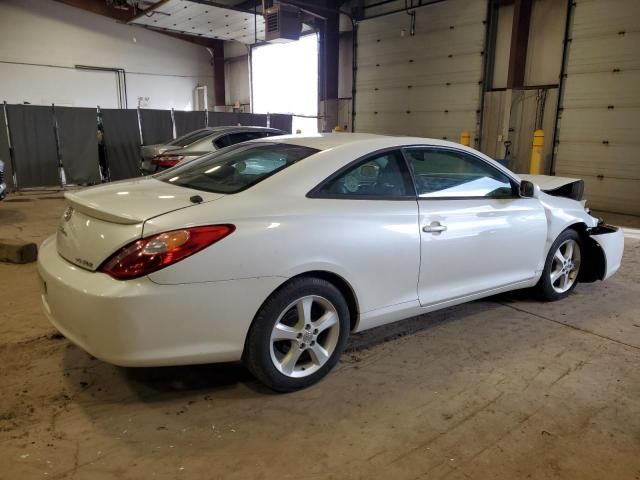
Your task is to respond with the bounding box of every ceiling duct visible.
[264,3,301,42]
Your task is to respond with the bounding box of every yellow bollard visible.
[460,130,470,147]
[530,129,544,174]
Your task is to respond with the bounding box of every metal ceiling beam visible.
[233,0,262,11]
[53,0,225,47]
[52,0,139,22]
[185,0,258,14]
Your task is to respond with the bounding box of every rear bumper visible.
[37,235,284,367]
[589,225,624,280]
[140,159,155,175]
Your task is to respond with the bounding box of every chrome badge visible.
[63,206,74,222]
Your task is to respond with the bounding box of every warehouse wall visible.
[524,0,567,86]
[491,4,513,89]
[354,0,487,142]
[554,0,640,215]
[0,0,214,109]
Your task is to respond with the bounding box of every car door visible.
[309,149,421,318]
[403,147,547,306]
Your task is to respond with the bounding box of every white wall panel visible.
[0,0,214,109]
[225,59,250,106]
[555,0,640,214]
[355,0,487,143]
[524,0,567,86]
[492,4,513,89]
[0,63,118,107]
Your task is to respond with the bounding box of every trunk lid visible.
[56,177,224,271]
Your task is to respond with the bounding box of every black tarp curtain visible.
[140,109,173,145]
[6,105,60,188]
[207,112,267,127]
[55,106,101,185]
[100,109,141,181]
[174,111,206,137]
[270,114,293,133]
[1,105,293,190]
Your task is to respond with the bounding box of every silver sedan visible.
[140,126,286,173]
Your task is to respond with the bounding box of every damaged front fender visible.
[580,225,624,282]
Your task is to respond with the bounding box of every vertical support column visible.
[2,101,18,190]
[51,103,65,188]
[212,39,226,108]
[136,107,144,145]
[318,2,340,132]
[507,0,533,89]
[170,108,176,139]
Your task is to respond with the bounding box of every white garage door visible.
[554,0,640,215]
[355,0,487,143]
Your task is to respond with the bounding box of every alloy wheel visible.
[269,295,340,378]
[550,239,581,294]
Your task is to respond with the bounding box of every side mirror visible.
[519,180,535,198]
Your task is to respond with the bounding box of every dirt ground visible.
[1,192,639,480]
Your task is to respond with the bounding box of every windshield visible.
[155,142,318,194]
[167,129,213,147]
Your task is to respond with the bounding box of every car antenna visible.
[190,195,203,204]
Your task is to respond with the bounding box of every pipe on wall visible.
[75,64,128,108]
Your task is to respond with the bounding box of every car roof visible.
[257,132,467,151]
[204,126,283,133]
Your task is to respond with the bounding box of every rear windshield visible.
[155,142,318,194]
[167,129,213,147]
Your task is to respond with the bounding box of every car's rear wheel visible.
[244,277,350,392]
[536,229,582,301]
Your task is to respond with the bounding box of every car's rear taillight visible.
[152,155,184,168]
[98,225,235,280]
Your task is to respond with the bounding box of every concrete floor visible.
[1,192,639,480]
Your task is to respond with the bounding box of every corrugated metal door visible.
[355,0,488,143]
[555,0,640,215]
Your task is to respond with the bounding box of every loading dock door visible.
[554,0,640,215]
[354,0,487,143]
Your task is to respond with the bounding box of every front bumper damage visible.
[581,224,624,282]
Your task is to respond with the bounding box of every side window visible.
[214,135,230,149]
[316,150,413,198]
[214,132,262,149]
[265,130,284,137]
[229,132,263,145]
[404,148,515,199]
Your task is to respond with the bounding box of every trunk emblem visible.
[63,206,74,222]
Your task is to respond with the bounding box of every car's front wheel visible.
[535,229,582,301]
[243,277,350,392]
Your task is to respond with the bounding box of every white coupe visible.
[38,133,624,391]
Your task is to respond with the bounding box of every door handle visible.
[423,221,447,234]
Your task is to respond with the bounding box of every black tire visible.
[535,229,583,301]
[243,277,350,392]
